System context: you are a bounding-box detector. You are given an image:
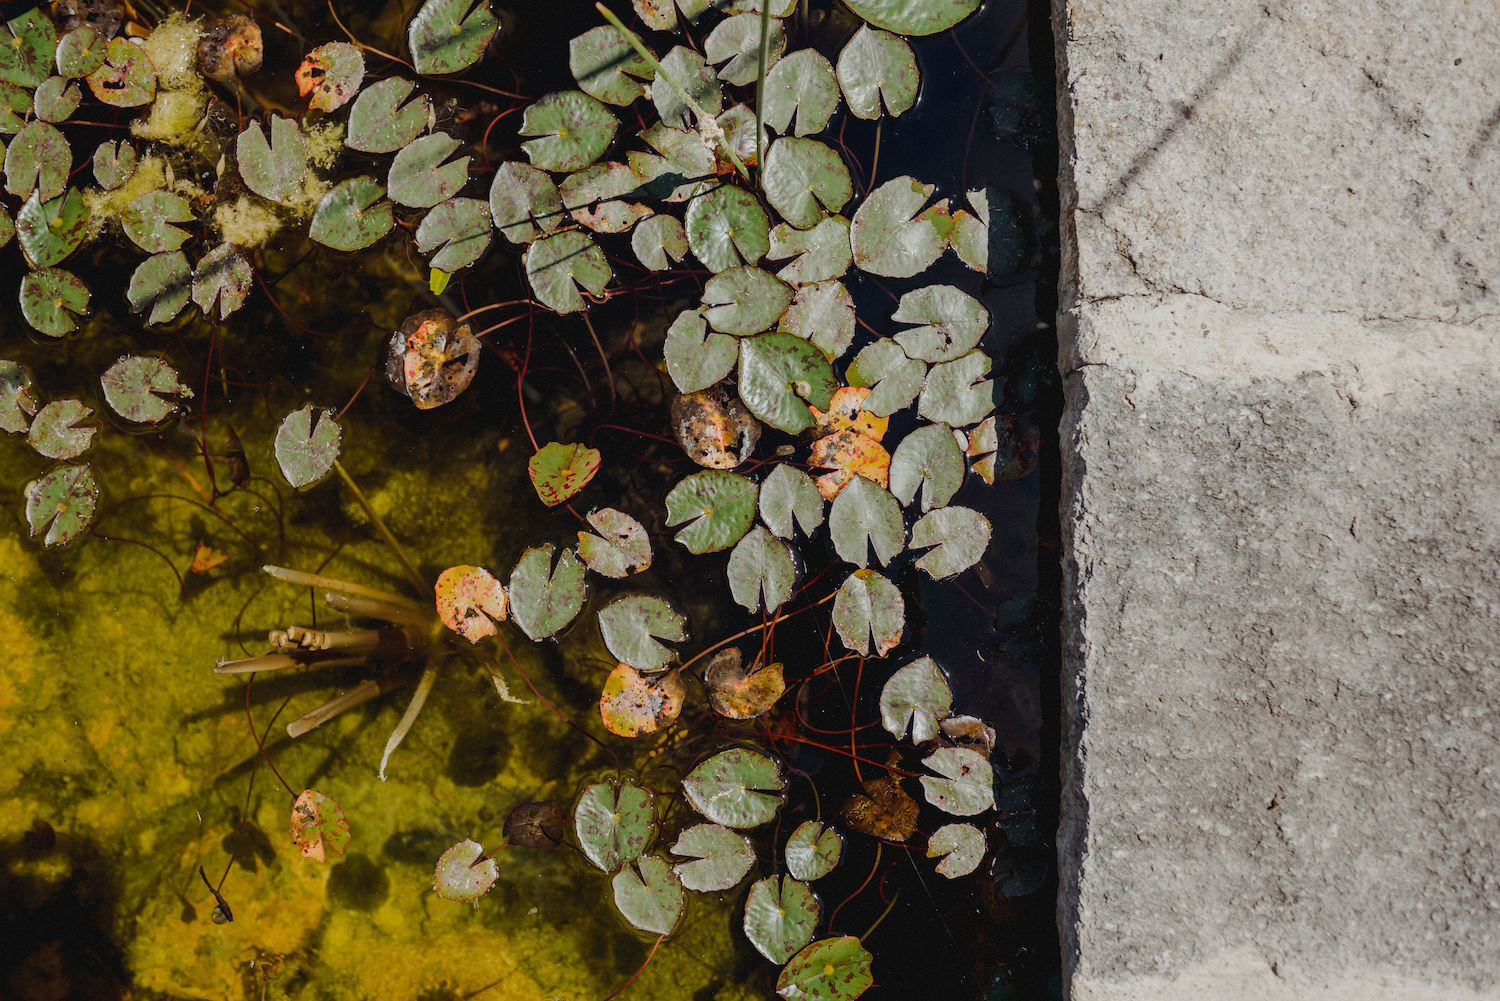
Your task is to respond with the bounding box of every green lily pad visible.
[27,400,94,460]
[55,25,104,78]
[24,463,97,547]
[663,308,737,394]
[558,161,650,233]
[16,188,89,268]
[489,160,565,243]
[653,45,721,132]
[761,48,838,137]
[0,81,30,134]
[703,266,791,336]
[670,823,754,892]
[726,525,795,612]
[101,356,192,423]
[685,183,769,272]
[828,475,904,568]
[777,937,874,1001]
[763,138,851,230]
[290,789,350,862]
[528,441,601,507]
[888,422,963,511]
[779,279,854,360]
[415,197,491,270]
[121,190,193,254]
[408,0,500,75]
[237,115,307,205]
[576,507,652,578]
[631,0,712,31]
[598,594,687,673]
[570,25,653,106]
[681,747,785,828]
[0,361,38,434]
[630,124,713,202]
[0,7,57,88]
[345,77,433,153]
[879,656,951,743]
[837,25,917,120]
[737,333,838,433]
[843,0,980,35]
[389,133,469,208]
[892,285,989,362]
[520,90,616,172]
[832,569,903,656]
[785,821,842,881]
[918,349,994,427]
[126,251,191,324]
[309,175,395,252]
[951,186,1024,275]
[850,175,949,278]
[845,338,924,417]
[714,102,765,169]
[631,213,689,271]
[93,140,136,190]
[575,780,656,873]
[295,42,363,112]
[612,855,685,936]
[274,406,341,488]
[927,822,985,878]
[0,203,11,250]
[744,876,819,965]
[768,216,851,285]
[33,76,80,122]
[508,544,587,640]
[192,243,253,319]
[432,840,499,901]
[19,267,89,337]
[909,505,990,578]
[5,121,69,200]
[86,37,155,107]
[920,747,994,816]
[664,469,757,554]
[758,463,823,540]
[524,230,611,314]
[704,12,784,87]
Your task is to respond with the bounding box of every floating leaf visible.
[432,839,499,901]
[892,285,989,362]
[704,12,784,86]
[777,937,874,1001]
[685,183,769,273]
[810,387,887,440]
[598,594,687,673]
[832,569,903,656]
[24,463,97,546]
[779,279,854,359]
[508,544,587,640]
[851,175,950,278]
[828,476,903,568]
[950,186,1023,275]
[727,526,795,612]
[4,121,69,200]
[274,406,341,488]
[237,115,307,204]
[664,469,758,554]
[575,781,656,873]
[27,400,94,460]
[345,77,432,153]
[745,877,819,964]
[489,161,565,244]
[435,565,509,642]
[600,663,686,736]
[0,361,38,433]
[761,48,838,137]
[386,309,481,409]
[558,161,650,233]
[653,45,721,131]
[198,13,263,88]
[671,823,754,892]
[121,191,193,254]
[630,124,713,202]
[763,138,851,230]
[809,429,889,500]
[843,0,980,34]
[768,216,851,285]
[577,508,652,578]
[520,90,616,172]
[920,747,994,816]
[33,76,80,122]
[927,823,985,878]
[290,789,350,863]
[785,822,842,881]
[888,422,963,510]
[967,414,1037,485]
[612,855,685,935]
[189,541,230,574]
[672,385,761,469]
[93,140,136,190]
[715,102,765,169]
[505,800,567,849]
[86,37,154,106]
[910,505,990,578]
[839,772,918,840]
[663,309,736,394]
[19,267,89,337]
[632,213,689,271]
[100,356,192,423]
[416,197,491,270]
[631,0,712,31]
[918,350,995,427]
[758,464,822,540]
[570,25,653,106]
[56,25,105,78]
[837,25,917,120]
[16,188,89,268]
[408,0,500,75]
[879,656,951,743]
[192,243,253,319]
[295,42,363,112]
[524,230,611,314]
[845,338,924,417]
[704,649,785,719]
[389,133,469,208]
[0,205,12,252]
[703,266,791,336]
[738,333,838,434]
[0,7,57,88]
[309,175,395,252]
[528,441,601,507]
[0,81,29,134]
[682,747,786,828]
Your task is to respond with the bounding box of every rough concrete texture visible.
[1054,0,1500,998]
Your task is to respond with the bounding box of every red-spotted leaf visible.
[528,441,600,506]
[290,789,350,863]
[93,140,136,190]
[295,42,363,112]
[16,188,89,268]
[777,937,874,1001]
[433,839,499,901]
[55,25,104,78]
[435,565,509,642]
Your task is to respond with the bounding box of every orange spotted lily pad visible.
[528,441,601,506]
[189,541,230,574]
[435,564,509,642]
[599,663,685,737]
[809,428,890,500]
[290,789,350,862]
[809,386,888,441]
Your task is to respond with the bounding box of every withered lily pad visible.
[704,650,785,720]
[599,663,685,737]
[295,42,363,112]
[386,309,481,409]
[434,565,509,642]
[290,789,350,862]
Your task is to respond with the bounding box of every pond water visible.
[0,1,1059,999]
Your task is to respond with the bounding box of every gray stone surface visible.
[1054,0,1500,998]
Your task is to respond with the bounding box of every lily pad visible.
[951,186,1024,275]
[842,0,980,35]
[744,876,819,964]
[681,747,786,828]
[704,12,784,87]
[290,789,350,863]
[0,7,57,88]
[0,362,38,433]
[597,594,686,673]
[810,387,887,440]
[685,183,769,272]
[23,463,97,547]
[809,429,889,499]
[237,115,307,205]
[85,37,155,107]
[600,663,686,736]
[726,526,795,612]
[832,569,903,656]
[192,243,253,319]
[56,26,105,79]
[777,937,874,1001]
[892,285,989,362]
[27,400,94,460]
[879,656,951,743]
[920,747,994,816]
[763,138,852,230]
[121,190,193,254]
[0,81,30,134]
[93,140,136,190]
[16,188,89,268]
[100,356,192,423]
[653,45,721,131]
[33,76,80,122]
[576,507,652,578]
[612,855,685,936]
[703,266,791,335]
[828,476,904,568]
[389,133,469,209]
[558,161,651,233]
[295,41,363,112]
[704,651,785,719]
[434,564,509,642]
[630,124,714,202]
[737,333,838,433]
[758,464,823,540]
[845,338,924,417]
[850,175,949,278]
[19,268,89,337]
[779,279,855,361]
[785,822,842,882]
[520,90,616,172]
[918,349,994,427]
[274,406,341,488]
[927,822,985,878]
[768,216,852,285]
[761,48,838,137]
[508,544,587,640]
[575,780,656,873]
[631,213,689,271]
[432,840,499,901]
[309,176,395,252]
[524,229,611,314]
[570,25,653,106]
[888,422,964,510]
[489,161,565,243]
[672,387,761,469]
[345,77,433,153]
[408,0,500,75]
[837,25,917,120]
[664,469,758,554]
[5,121,69,200]
[663,310,737,394]
[528,441,601,506]
[631,0,711,31]
[416,197,491,270]
[387,309,481,409]
[671,823,754,892]
[909,505,991,578]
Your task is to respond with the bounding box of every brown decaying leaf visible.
[189,541,229,574]
[671,386,761,469]
[198,14,263,87]
[809,428,890,501]
[599,663,685,737]
[940,714,997,757]
[703,648,786,719]
[385,309,481,410]
[504,800,568,849]
[809,386,888,441]
[839,772,919,842]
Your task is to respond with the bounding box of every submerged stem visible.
[378,657,442,780]
[332,460,427,592]
[262,564,424,612]
[286,668,419,738]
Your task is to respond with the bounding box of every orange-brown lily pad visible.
[600,663,685,737]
